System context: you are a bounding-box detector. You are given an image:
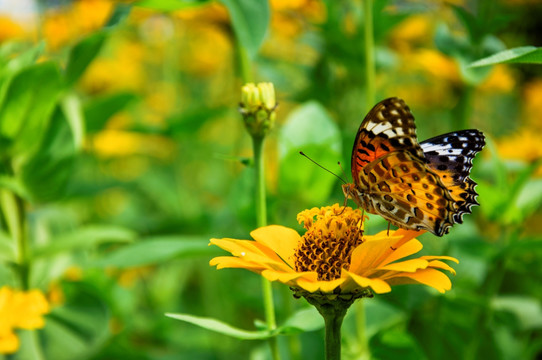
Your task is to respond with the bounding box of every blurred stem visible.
[465,226,520,360]
[0,189,29,290]
[252,135,279,360]
[238,43,253,83]
[355,300,370,359]
[363,0,376,109]
[454,85,474,130]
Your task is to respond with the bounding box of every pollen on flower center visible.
[294,204,365,281]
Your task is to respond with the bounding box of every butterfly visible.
[342,97,485,236]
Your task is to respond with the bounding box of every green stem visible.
[318,303,347,360]
[252,135,278,360]
[0,189,29,289]
[454,85,474,130]
[355,300,370,359]
[363,0,376,109]
[238,44,253,83]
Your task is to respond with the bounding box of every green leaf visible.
[0,62,63,155]
[60,93,85,150]
[279,307,324,334]
[32,225,136,259]
[278,101,342,204]
[84,92,137,134]
[492,296,542,331]
[105,3,132,27]
[1,41,45,78]
[220,0,269,58]
[135,0,210,11]
[65,31,108,86]
[91,235,215,268]
[0,230,15,262]
[470,46,542,67]
[166,313,276,339]
[41,283,111,360]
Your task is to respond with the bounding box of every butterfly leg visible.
[387,222,391,236]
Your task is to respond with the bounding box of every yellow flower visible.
[210,205,458,300]
[497,128,542,165]
[0,287,50,355]
[240,82,277,138]
[0,16,26,42]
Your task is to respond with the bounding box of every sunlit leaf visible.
[220,0,269,58]
[84,92,137,134]
[279,307,323,334]
[61,93,85,150]
[166,313,276,339]
[470,46,542,67]
[65,31,108,86]
[135,0,210,11]
[32,225,136,259]
[0,62,63,155]
[492,296,542,331]
[0,230,15,262]
[91,236,216,268]
[279,101,342,204]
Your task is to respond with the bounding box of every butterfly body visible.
[343,97,485,236]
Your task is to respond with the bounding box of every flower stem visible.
[0,189,29,289]
[252,135,278,360]
[317,303,347,360]
[363,0,376,109]
[355,300,370,359]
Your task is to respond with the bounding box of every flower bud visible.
[239,82,277,138]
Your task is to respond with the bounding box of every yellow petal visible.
[380,239,423,267]
[250,225,300,268]
[209,256,266,271]
[0,331,19,354]
[387,268,452,293]
[349,235,402,274]
[376,258,429,272]
[210,238,286,266]
[346,271,392,294]
[261,269,306,283]
[420,255,459,263]
[427,260,456,275]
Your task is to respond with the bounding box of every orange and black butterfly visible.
[342,97,485,236]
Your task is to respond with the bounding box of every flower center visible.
[294,204,364,281]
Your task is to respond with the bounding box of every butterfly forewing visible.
[351,97,425,187]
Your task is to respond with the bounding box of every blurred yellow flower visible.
[497,128,542,164]
[211,205,458,298]
[0,16,26,42]
[42,0,112,50]
[80,41,145,93]
[479,65,515,93]
[524,79,542,129]
[390,15,433,52]
[91,130,176,160]
[414,49,460,83]
[0,287,50,355]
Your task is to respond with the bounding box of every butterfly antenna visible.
[299,152,347,184]
[337,161,351,183]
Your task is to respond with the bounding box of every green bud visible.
[240,82,277,138]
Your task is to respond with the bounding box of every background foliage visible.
[0,0,541,359]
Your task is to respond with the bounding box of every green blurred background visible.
[0,0,541,359]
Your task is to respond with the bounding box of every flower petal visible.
[349,235,403,274]
[210,238,286,267]
[209,256,266,271]
[345,271,392,294]
[386,268,453,293]
[376,258,429,272]
[420,255,459,263]
[427,260,456,275]
[250,225,300,268]
[380,239,423,267]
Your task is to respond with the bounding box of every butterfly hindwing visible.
[362,151,456,236]
[421,129,485,223]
